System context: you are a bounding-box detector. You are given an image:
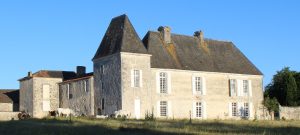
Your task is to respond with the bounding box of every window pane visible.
[159,72,167,93]
[195,102,202,118]
[243,80,249,95]
[230,79,236,96]
[232,102,237,117]
[134,70,140,87]
[244,103,249,117]
[195,77,202,94]
[160,101,167,116]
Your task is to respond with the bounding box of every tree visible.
[265,67,298,106]
[262,96,279,120]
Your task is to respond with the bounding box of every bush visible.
[145,110,155,121]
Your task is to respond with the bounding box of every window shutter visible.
[157,101,160,117]
[202,77,206,95]
[238,102,243,117]
[249,80,252,97]
[140,70,143,88]
[131,70,134,87]
[192,76,196,95]
[237,80,242,96]
[228,102,232,118]
[202,101,207,119]
[168,101,172,118]
[192,101,196,118]
[229,79,233,97]
[167,72,171,94]
[156,72,160,93]
[249,102,254,119]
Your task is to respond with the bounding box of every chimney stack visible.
[76,66,86,76]
[158,26,171,44]
[28,71,32,77]
[194,30,205,46]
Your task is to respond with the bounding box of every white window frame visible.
[229,79,237,96]
[159,72,168,94]
[42,84,50,111]
[195,77,203,94]
[131,69,142,88]
[84,80,88,92]
[67,84,71,99]
[232,102,238,117]
[243,80,249,96]
[244,103,249,118]
[160,101,168,117]
[195,102,202,118]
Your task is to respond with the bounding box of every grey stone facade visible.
[59,76,94,116]
[94,54,122,115]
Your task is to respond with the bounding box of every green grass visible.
[0,117,300,135]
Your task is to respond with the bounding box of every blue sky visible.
[0,1,299,89]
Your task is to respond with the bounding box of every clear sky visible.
[0,1,299,89]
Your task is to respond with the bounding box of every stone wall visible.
[114,52,264,120]
[19,79,33,116]
[93,53,122,115]
[0,103,13,112]
[0,112,20,121]
[59,77,94,116]
[32,78,62,118]
[279,106,300,120]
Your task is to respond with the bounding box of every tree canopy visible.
[265,67,300,106]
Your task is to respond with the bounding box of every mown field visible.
[0,117,300,135]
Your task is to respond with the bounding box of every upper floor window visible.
[67,84,72,99]
[159,72,168,93]
[84,80,88,92]
[243,80,249,96]
[131,69,142,87]
[229,79,237,96]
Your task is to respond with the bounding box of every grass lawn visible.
[0,117,300,135]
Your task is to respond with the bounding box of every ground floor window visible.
[160,101,167,117]
[195,102,202,118]
[102,98,105,110]
[232,102,238,117]
[244,103,249,117]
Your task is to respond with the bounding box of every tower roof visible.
[93,14,148,60]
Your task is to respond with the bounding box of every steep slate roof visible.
[0,90,19,103]
[93,14,148,60]
[19,70,77,81]
[143,31,262,75]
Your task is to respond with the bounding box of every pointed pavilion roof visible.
[93,14,148,60]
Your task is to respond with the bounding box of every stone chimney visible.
[194,30,204,45]
[28,71,32,77]
[158,26,171,44]
[76,66,86,76]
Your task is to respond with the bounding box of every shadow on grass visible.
[0,119,181,135]
[1,118,300,135]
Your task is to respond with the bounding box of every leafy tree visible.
[265,67,298,106]
[262,96,279,120]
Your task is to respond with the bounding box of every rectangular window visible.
[230,79,237,96]
[232,102,238,117]
[160,101,168,117]
[243,80,249,96]
[67,84,72,99]
[133,70,141,87]
[42,85,50,111]
[159,72,168,93]
[195,77,203,94]
[84,80,88,92]
[244,103,249,117]
[195,102,202,118]
[100,65,104,74]
[102,98,105,110]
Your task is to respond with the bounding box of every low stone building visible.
[59,67,95,116]
[0,90,19,112]
[19,70,76,118]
